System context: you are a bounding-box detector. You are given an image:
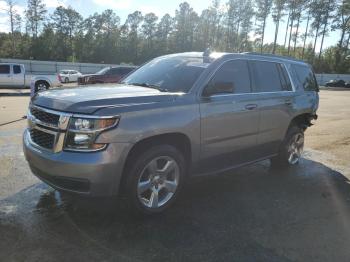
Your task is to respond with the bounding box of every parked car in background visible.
[325,79,346,87]
[59,70,82,83]
[78,66,137,85]
[0,63,62,91]
[24,52,319,214]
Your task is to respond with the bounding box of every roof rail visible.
[242,52,305,63]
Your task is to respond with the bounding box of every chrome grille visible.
[30,129,55,150]
[30,107,60,126]
[27,105,71,152]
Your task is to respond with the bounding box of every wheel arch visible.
[35,79,51,88]
[119,132,192,195]
[289,112,317,131]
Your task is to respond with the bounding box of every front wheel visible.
[271,126,304,168]
[125,145,186,214]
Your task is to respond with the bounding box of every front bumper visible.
[23,129,132,197]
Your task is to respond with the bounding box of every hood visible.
[32,84,181,114]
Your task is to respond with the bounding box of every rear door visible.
[0,64,12,87]
[249,60,295,156]
[199,59,260,171]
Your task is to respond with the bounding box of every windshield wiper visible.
[128,82,168,92]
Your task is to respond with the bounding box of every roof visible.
[161,51,308,65]
[242,52,308,64]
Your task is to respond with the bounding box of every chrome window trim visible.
[209,91,295,99]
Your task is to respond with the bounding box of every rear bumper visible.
[23,129,132,197]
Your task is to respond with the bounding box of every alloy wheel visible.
[137,156,180,209]
[287,133,304,164]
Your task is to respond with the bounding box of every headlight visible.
[69,117,118,131]
[64,116,119,152]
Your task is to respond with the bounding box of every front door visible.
[0,64,12,87]
[199,60,260,172]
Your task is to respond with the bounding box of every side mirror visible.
[203,81,234,97]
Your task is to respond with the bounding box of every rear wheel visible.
[34,81,49,93]
[271,126,304,168]
[124,145,186,214]
[64,77,69,83]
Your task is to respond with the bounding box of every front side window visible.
[122,56,207,93]
[96,67,110,75]
[203,60,251,96]
[0,65,10,74]
[292,64,318,91]
[108,68,121,75]
[251,61,284,92]
[13,65,21,74]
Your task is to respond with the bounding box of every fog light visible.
[74,133,91,144]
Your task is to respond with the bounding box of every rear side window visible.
[277,64,292,91]
[13,65,21,74]
[0,65,10,74]
[250,61,284,92]
[292,64,318,91]
[206,60,251,95]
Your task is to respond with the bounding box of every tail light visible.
[57,74,62,82]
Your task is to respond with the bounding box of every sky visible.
[0,0,339,51]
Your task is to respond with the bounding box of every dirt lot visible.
[0,90,350,261]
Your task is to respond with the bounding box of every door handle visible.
[245,104,258,110]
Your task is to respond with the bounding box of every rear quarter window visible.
[292,64,318,91]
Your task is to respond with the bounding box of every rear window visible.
[292,64,318,91]
[250,61,284,92]
[13,65,21,74]
[0,65,10,74]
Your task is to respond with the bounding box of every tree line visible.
[0,0,349,73]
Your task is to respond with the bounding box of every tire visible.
[124,145,186,215]
[271,125,304,168]
[64,77,69,83]
[34,81,49,93]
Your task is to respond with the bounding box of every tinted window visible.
[122,56,207,93]
[0,65,10,74]
[108,68,121,75]
[277,64,292,91]
[251,61,284,92]
[13,65,21,74]
[204,60,251,95]
[120,68,134,74]
[292,64,318,91]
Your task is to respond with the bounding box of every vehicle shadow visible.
[1,158,350,261]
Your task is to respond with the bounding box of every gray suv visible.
[23,52,319,214]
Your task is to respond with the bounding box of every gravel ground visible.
[0,89,350,261]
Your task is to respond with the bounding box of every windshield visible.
[96,67,110,75]
[121,56,208,93]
